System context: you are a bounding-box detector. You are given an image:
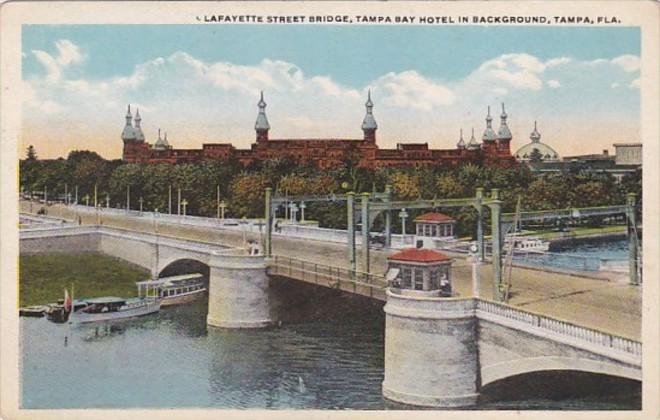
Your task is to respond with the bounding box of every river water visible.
[20,278,640,410]
[513,237,629,272]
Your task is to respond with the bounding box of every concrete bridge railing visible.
[476,299,641,366]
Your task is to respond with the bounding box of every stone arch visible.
[157,258,210,285]
[480,356,642,387]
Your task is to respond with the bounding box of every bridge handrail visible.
[476,299,641,359]
[268,254,387,288]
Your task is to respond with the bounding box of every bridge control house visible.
[414,212,456,249]
[386,245,453,297]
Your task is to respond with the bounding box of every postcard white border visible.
[1,1,658,419]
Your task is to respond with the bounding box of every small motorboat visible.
[73,296,160,324]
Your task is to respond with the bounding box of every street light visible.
[300,202,306,222]
[181,199,188,216]
[84,194,90,207]
[219,200,227,219]
[468,242,481,298]
[139,197,144,214]
[399,208,409,239]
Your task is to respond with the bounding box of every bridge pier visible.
[382,291,480,408]
[206,253,273,329]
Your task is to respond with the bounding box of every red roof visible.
[414,212,455,223]
[387,248,452,263]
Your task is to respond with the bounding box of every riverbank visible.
[19,253,149,307]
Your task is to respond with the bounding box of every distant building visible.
[414,212,456,249]
[613,143,642,165]
[526,143,641,181]
[514,121,559,162]
[121,94,517,169]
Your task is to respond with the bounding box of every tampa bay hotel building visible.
[120,92,641,175]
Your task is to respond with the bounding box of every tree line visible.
[20,146,641,237]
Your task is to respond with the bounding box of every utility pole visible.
[216,185,221,218]
[627,193,640,285]
[384,184,392,248]
[347,192,356,273]
[361,193,370,273]
[475,187,485,262]
[264,188,272,257]
[489,189,503,302]
[168,185,172,215]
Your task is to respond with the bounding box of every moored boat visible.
[505,235,550,253]
[74,296,160,324]
[19,305,49,318]
[136,273,206,307]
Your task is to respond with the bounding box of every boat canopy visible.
[85,297,126,305]
[136,273,204,287]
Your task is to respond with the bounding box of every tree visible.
[26,145,37,160]
[229,173,272,218]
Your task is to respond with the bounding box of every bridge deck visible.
[21,201,641,340]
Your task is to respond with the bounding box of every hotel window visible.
[424,225,431,236]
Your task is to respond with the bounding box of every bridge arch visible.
[158,258,210,282]
[480,356,642,387]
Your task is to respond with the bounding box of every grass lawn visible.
[19,253,150,307]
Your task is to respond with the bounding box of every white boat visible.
[505,235,550,253]
[73,296,160,324]
[136,273,207,307]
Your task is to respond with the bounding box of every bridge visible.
[19,217,642,408]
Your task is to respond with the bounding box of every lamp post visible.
[44,185,48,204]
[84,194,89,207]
[106,193,110,209]
[75,186,78,205]
[216,185,221,218]
[399,208,409,240]
[126,185,130,212]
[290,203,298,223]
[168,185,172,215]
[64,184,68,205]
[181,199,188,216]
[469,242,481,298]
[219,200,227,219]
[300,202,306,223]
[139,197,144,214]
[94,184,98,208]
[177,188,181,215]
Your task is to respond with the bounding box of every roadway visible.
[20,201,642,340]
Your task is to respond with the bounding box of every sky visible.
[21,25,641,160]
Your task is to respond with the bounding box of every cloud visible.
[22,43,640,158]
[371,70,455,111]
[611,82,620,89]
[31,39,84,83]
[611,55,640,73]
[547,80,561,89]
[629,78,640,89]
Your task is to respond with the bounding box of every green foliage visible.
[19,253,149,306]
[19,150,640,232]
